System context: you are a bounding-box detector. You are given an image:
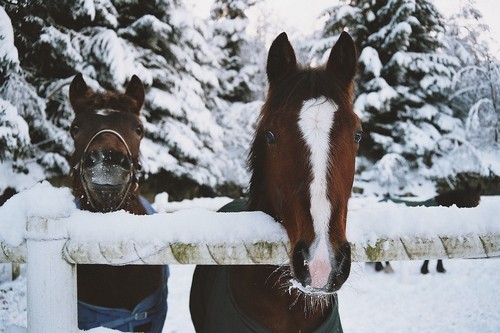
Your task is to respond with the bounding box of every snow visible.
[84,28,136,87]
[65,207,283,246]
[348,196,500,245]
[358,47,382,77]
[152,193,232,213]
[0,100,30,160]
[338,259,500,333]
[0,182,75,246]
[72,0,96,22]
[0,8,18,67]
[0,163,45,195]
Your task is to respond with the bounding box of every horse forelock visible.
[72,91,141,115]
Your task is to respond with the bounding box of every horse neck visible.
[229,265,331,332]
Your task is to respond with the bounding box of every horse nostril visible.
[110,151,130,169]
[330,242,351,292]
[291,241,311,286]
[84,150,104,168]
[83,150,130,170]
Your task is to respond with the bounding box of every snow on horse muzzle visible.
[292,240,351,294]
[78,129,137,212]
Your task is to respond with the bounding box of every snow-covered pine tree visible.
[431,0,500,190]
[311,0,462,194]
[0,4,70,196]
[0,7,28,164]
[198,0,268,197]
[444,0,498,120]
[209,0,263,102]
[2,0,253,199]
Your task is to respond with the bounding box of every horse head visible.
[69,73,145,212]
[249,32,361,294]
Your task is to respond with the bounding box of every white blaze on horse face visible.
[298,98,337,289]
[94,109,120,116]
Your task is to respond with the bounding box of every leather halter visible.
[76,129,139,211]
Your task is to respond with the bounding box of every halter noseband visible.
[76,129,139,211]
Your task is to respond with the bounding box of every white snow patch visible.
[0,182,75,246]
[0,7,19,66]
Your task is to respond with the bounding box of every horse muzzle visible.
[80,149,134,212]
[291,241,351,294]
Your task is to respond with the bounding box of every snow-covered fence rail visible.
[0,183,499,333]
[1,184,500,265]
[2,214,500,266]
[2,197,500,265]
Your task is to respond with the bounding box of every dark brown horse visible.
[69,73,167,332]
[190,32,361,332]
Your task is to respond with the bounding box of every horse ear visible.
[125,75,145,114]
[267,32,298,87]
[326,31,357,88]
[69,73,92,113]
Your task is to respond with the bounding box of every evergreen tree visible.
[0,7,27,164]
[444,0,498,120]
[1,0,252,198]
[209,0,262,102]
[310,0,462,193]
[429,0,500,185]
[1,4,70,194]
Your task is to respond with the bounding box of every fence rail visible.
[2,198,500,265]
[2,231,500,265]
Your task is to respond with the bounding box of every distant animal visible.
[0,187,16,206]
[376,184,481,275]
[69,73,168,332]
[190,31,361,332]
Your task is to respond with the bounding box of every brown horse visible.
[190,32,361,332]
[69,73,167,332]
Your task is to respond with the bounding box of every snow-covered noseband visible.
[77,129,139,211]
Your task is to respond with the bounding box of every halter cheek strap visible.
[77,129,139,211]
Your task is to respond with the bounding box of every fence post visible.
[26,217,77,333]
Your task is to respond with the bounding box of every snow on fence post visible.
[26,217,77,333]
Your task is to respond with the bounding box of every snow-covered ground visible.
[1,259,499,332]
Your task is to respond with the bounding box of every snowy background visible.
[1,0,500,332]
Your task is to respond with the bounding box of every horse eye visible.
[135,126,144,137]
[265,130,276,144]
[354,131,363,144]
[70,125,79,137]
